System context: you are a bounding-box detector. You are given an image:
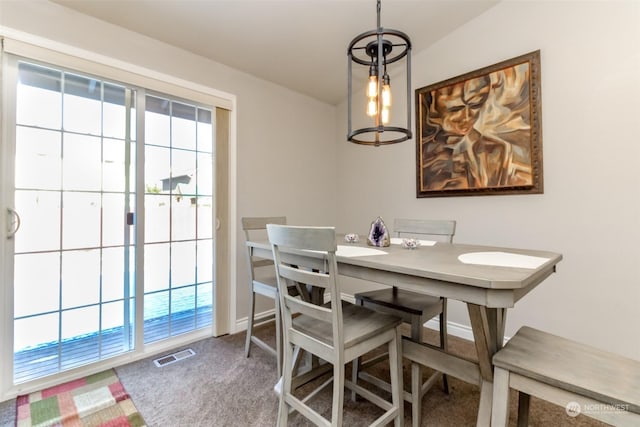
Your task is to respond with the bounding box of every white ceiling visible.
[52,0,499,105]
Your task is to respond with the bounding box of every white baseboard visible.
[235,308,277,333]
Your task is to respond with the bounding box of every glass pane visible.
[145,145,170,193]
[14,312,60,383]
[196,153,213,196]
[171,241,195,287]
[145,96,170,147]
[61,306,100,369]
[144,243,169,292]
[171,149,197,196]
[14,252,60,317]
[14,190,60,253]
[102,300,131,357]
[102,193,125,247]
[144,291,169,343]
[63,134,101,191]
[14,313,59,352]
[17,62,62,129]
[102,247,125,302]
[129,247,136,296]
[62,192,101,249]
[172,195,196,241]
[197,109,213,153]
[196,283,213,328]
[130,142,137,192]
[61,306,99,339]
[63,73,102,135]
[172,102,196,150]
[171,286,195,335]
[103,138,127,192]
[15,127,61,190]
[145,194,170,243]
[61,249,100,309]
[102,300,125,330]
[196,239,213,283]
[197,197,213,239]
[103,83,127,139]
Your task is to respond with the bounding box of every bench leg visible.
[491,367,511,427]
[517,392,530,427]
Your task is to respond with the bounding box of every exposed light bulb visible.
[367,99,377,116]
[381,106,390,124]
[382,80,391,108]
[367,75,378,99]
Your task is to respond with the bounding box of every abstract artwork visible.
[415,51,543,197]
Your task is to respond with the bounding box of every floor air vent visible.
[153,348,196,367]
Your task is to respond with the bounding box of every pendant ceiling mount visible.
[347,0,412,146]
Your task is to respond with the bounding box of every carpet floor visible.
[1,323,610,426]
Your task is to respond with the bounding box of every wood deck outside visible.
[13,306,212,384]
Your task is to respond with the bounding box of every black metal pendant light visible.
[347,0,412,146]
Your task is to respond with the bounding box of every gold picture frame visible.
[415,50,543,197]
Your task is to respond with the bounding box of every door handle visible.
[215,217,221,231]
[7,207,21,239]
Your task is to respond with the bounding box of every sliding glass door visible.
[143,95,214,343]
[4,57,215,385]
[11,62,136,383]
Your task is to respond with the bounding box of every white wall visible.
[336,0,640,360]
[0,0,338,331]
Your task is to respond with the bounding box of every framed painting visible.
[415,50,543,197]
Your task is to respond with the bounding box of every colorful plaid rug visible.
[16,369,146,427]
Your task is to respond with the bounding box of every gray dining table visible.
[247,235,562,426]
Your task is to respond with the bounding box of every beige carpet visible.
[115,324,607,426]
[1,323,610,426]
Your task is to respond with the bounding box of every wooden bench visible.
[491,326,640,426]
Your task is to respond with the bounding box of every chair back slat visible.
[283,294,333,323]
[394,218,456,243]
[279,264,330,290]
[267,224,337,252]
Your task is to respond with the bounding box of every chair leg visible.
[275,295,282,377]
[277,341,295,427]
[440,299,450,394]
[351,295,364,402]
[517,392,530,427]
[351,357,359,402]
[245,288,256,357]
[411,363,421,427]
[331,361,345,426]
[410,315,422,427]
[490,367,510,427]
[389,328,404,427]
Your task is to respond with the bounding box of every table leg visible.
[467,304,508,427]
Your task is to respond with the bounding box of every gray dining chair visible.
[242,216,290,376]
[267,224,404,426]
[353,218,455,427]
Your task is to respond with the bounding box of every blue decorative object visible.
[367,217,390,247]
